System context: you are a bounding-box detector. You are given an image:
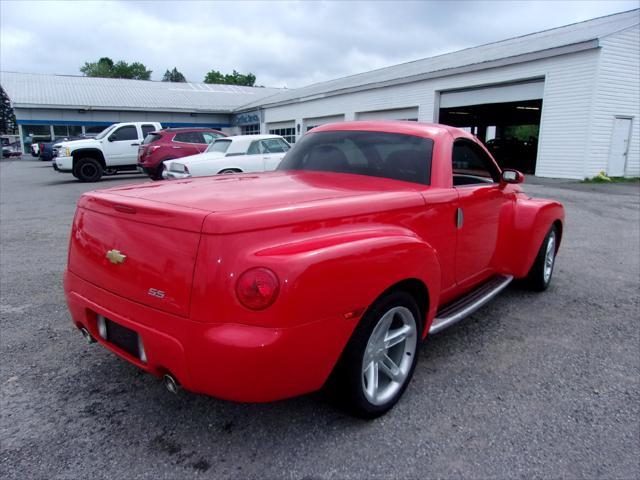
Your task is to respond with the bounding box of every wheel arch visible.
[374,278,430,334]
[217,167,243,174]
[72,149,106,168]
[509,198,565,277]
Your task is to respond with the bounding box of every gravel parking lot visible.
[1,157,639,479]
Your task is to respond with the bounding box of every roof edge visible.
[11,103,235,114]
[235,39,600,111]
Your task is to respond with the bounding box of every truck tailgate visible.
[68,192,208,318]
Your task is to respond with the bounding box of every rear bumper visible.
[55,155,73,172]
[162,170,190,180]
[137,162,156,176]
[64,270,346,402]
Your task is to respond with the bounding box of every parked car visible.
[137,127,226,180]
[2,140,22,158]
[39,136,85,162]
[64,121,564,418]
[53,122,161,182]
[1,134,19,145]
[163,134,290,179]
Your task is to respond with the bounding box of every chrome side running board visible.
[429,275,513,334]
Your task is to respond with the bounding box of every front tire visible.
[526,225,558,291]
[73,158,103,182]
[330,290,422,418]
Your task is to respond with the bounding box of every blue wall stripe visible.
[17,119,231,128]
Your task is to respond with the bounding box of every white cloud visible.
[0,0,637,87]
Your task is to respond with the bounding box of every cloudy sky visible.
[1,0,637,88]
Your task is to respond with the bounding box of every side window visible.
[263,138,285,153]
[141,124,156,137]
[190,132,206,144]
[174,132,199,143]
[110,126,138,142]
[202,133,221,144]
[247,141,264,155]
[277,138,291,151]
[452,139,500,185]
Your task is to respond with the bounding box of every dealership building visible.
[2,9,638,178]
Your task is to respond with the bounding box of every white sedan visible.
[163,134,291,179]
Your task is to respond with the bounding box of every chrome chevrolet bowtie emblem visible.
[106,249,126,264]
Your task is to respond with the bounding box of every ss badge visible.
[148,288,166,299]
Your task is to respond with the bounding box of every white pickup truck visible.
[53,122,161,182]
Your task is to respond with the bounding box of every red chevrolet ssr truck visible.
[65,121,564,418]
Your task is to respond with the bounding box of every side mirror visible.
[501,169,524,184]
[107,135,116,142]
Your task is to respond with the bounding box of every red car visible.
[65,121,564,418]
[137,127,226,180]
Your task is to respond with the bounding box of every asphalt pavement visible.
[1,157,639,479]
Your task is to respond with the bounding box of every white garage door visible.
[356,107,419,121]
[305,114,345,131]
[440,80,545,108]
[267,121,296,144]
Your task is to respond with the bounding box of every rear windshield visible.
[143,133,162,145]
[277,130,433,185]
[206,139,232,153]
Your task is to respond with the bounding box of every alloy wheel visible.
[361,306,417,406]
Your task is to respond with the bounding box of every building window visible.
[84,125,110,137]
[21,125,51,152]
[53,125,82,139]
[269,127,296,144]
[242,124,260,135]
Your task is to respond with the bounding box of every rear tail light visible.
[39,143,44,151]
[235,267,280,310]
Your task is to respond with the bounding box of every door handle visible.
[172,146,182,149]
[131,143,140,146]
[456,208,464,229]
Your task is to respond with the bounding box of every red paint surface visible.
[65,121,564,402]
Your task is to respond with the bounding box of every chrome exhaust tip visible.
[80,327,95,344]
[163,374,180,394]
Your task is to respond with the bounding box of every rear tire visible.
[329,290,422,419]
[154,160,172,180]
[218,168,241,174]
[73,157,103,182]
[526,225,558,291]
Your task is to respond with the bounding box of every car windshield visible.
[278,130,433,185]
[206,139,232,153]
[94,125,116,140]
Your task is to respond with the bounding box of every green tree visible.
[203,69,256,86]
[80,57,152,80]
[0,86,17,134]
[162,67,187,83]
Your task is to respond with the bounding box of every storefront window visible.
[22,125,51,152]
[269,127,296,144]
[53,125,82,138]
[242,124,260,135]
[84,125,109,136]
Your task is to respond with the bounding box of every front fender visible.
[71,148,106,165]
[508,195,565,278]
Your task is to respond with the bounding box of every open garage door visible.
[356,107,419,121]
[439,80,544,174]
